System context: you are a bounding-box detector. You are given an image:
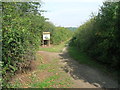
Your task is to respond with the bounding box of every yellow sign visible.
[43,32,50,40]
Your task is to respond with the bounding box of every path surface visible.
[10,47,119,88]
[59,47,118,88]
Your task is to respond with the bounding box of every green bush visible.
[70,2,120,69]
[2,2,73,87]
[52,27,72,45]
[2,2,46,87]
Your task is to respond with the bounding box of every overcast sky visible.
[41,0,104,27]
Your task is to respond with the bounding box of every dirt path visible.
[9,47,119,88]
[59,47,119,88]
[38,48,119,88]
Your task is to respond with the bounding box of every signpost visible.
[42,32,50,46]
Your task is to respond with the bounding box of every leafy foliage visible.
[42,22,73,45]
[2,2,45,86]
[52,27,72,45]
[70,2,120,70]
[2,2,73,87]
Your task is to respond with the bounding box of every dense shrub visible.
[2,2,73,87]
[52,27,72,45]
[2,2,46,86]
[41,22,73,45]
[70,2,120,69]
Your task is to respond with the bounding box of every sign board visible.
[43,32,50,40]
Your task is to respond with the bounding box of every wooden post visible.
[48,40,50,46]
[42,40,44,47]
[43,32,50,46]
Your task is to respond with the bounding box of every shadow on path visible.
[59,49,119,88]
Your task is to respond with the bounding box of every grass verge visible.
[29,74,60,88]
[68,46,118,80]
[39,41,69,53]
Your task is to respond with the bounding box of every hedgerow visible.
[2,2,73,87]
[70,2,120,69]
[2,2,45,86]
[52,27,72,45]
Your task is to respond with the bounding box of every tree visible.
[70,2,120,69]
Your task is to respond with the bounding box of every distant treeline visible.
[2,2,72,87]
[70,2,120,70]
[66,27,77,31]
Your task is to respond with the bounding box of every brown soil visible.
[59,47,119,88]
[9,47,119,88]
